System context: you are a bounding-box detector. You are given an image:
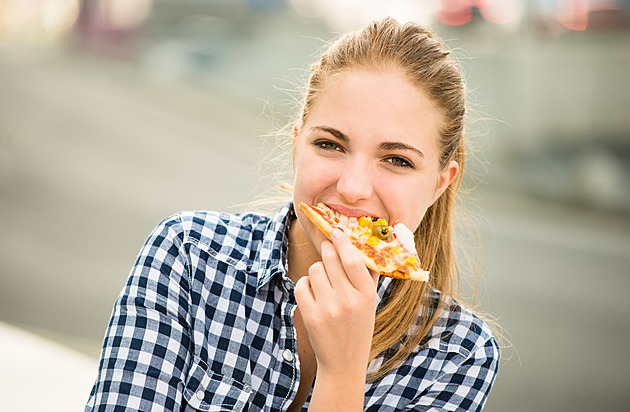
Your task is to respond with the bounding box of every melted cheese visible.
[392,222,417,255]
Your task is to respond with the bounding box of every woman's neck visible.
[287,219,321,284]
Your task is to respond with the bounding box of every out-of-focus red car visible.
[434,0,630,31]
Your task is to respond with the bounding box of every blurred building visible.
[1,1,628,213]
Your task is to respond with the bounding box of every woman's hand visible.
[294,228,379,410]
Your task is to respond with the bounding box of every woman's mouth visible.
[325,203,379,219]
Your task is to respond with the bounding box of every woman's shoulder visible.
[145,210,274,270]
[425,287,498,358]
[142,203,293,276]
[365,287,500,411]
[155,209,272,244]
[181,210,270,236]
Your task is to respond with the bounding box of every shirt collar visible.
[255,201,295,290]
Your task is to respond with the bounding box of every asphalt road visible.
[1,45,629,412]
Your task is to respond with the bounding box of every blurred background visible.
[1,0,629,411]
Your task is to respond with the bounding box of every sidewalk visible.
[0,321,98,412]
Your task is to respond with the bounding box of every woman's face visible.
[293,69,458,252]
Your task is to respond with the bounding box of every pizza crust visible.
[298,201,334,238]
[383,268,429,282]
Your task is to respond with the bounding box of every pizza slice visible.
[298,202,429,282]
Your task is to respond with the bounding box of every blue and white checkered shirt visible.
[86,202,499,411]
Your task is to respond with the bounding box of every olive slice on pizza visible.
[298,202,429,282]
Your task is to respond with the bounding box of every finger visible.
[294,275,315,309]
[307,260,332,301]
[319,239,348,290]
[330,228,374,292]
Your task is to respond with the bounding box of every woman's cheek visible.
[382,177,430,228]
[299,160,339,193]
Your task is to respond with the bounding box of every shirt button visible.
[196,390,205,401]
[282,349,294,362]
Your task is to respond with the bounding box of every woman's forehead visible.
[303,70,444,146]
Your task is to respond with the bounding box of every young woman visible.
[86,18,499,412]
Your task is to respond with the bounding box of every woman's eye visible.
[314,140,343,152]
[385,156,414,168]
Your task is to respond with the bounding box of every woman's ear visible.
[291,123,301,170]
[292,124,300,145]
[433,160,459,202]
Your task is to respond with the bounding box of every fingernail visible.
[331,228,343,239]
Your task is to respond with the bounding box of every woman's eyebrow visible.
[380,141,425,158]
[311,125,348,142]
[311,126,425,158]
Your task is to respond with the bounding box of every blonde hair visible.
[300,18,468,381]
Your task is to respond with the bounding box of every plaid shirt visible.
[86,202,499,411]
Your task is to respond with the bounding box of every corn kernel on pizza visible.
[298,202,429,282]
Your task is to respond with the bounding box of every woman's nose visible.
[336,159,374,203]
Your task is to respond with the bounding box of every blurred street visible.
[2,2,630,411]
[1,44,629,412]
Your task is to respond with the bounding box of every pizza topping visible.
[358,216,370,227]
[371,225,390,240]
[374,218,388,226]
[392,222,417,254]
[367,235,380,246]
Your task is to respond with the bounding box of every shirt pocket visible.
[183,361,252,412]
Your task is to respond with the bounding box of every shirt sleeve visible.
[85,215,193,412]
[407,337,500,411]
